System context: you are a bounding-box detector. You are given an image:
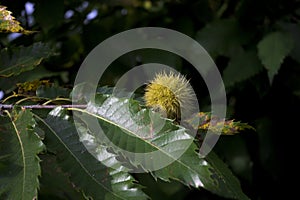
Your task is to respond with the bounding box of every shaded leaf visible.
[0,66,65,93]
[136,173,186,200]
[257,31,294,83]
[0,5,35,34]
[0,42,54,78]
[223,50,264,87]
[213,136,253,182]
[154,146,250,200]
[36,107,148,200]
[294,90,300,98]
[38,154,87,200]
[36,85,71,99]
[0,109,44,199]
[205,151,250,199]
[196,19,250,57]
[280,22,300,64]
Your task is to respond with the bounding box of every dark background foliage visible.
[1,0,300,199]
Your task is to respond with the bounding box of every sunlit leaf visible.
[36,107,148,200]
[72,92,249,199]
[186,112,255,135]
[0,5,35,34]
[16,80,51,95]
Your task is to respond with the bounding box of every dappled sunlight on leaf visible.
[0,6,36,34]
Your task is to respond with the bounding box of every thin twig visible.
[0,104,87,110]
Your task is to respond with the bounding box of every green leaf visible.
[36,85,71,99]
[0,42,54,78]
[196,19,250,57]
[0,109,44,199]
[154,147,250,200]
[223,50,264,87]
[257,31,294,83]
[38,154,89,200]
[205,151,250,199]
[281,23,300,64]
[0,66,65,93]
[36,107,148,200]
[76,95,193,168]
[0,5,35,34]
[72,93,249,199]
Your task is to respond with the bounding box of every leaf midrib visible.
[34,114,125,200]
[6,111,27,199]
[74,106,249,199]
[70,108,203,182]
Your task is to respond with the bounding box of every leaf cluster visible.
[1,1,299,199]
